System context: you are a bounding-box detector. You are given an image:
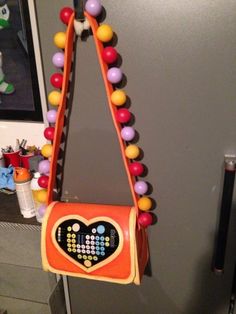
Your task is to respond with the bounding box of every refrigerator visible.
[36,0,236,313]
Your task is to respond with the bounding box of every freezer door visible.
[36,0,236,313]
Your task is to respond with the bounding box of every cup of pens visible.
[2,149,21,167]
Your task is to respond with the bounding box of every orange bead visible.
[96,24,113,42]
[125,145,140,159]
[111,90,126,106]
[138,197,152,211]
[41,144,53,158]
[48,91,61,106]
[54,32,66,49]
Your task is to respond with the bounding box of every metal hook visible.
[73,0,85,21]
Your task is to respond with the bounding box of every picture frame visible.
[0,0,44,122]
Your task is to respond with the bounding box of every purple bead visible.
[85,0,102,17]
[38,160,50,175]
[121,127,135,141]
[52,52,65,68]
[46,109,57,124]
[38,204,47,217]
[107,67,123,84]
[134,181,148,195]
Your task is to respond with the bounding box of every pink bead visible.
[121,127,135,141]
[38,204,47,217]
[46,110,57,124]
[38,160,50,174]
[134,181,148,195]
[85,0,102,17]
[107,67,123,84]
[52,52,65,68]
[138,212,153,228]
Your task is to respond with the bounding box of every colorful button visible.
[86,235,90,240]
[72,249,76,253]
[100,236,105,241]
[93,256,98,261]
[91,251,95,255]
[67,234,71,238]
[96,241,99,245]
[96,236,99,240]
[92,228,96,233]
[84,260,92,267]
[91,241,95,245]
[67,239,71,243]
[87,250,91,254]
[72,223,80,232]
[97,225,105,234]
[77,254,82,259]
[105,237,110,241]
[86,245,90,249]
[88,255,92,260]
[105,242,110,247]
[91,246,95,250]
[68,248,72,252]
[91,235,95,240]
[101,252,105,256]
[72,239,76,244]
[86,240,90,245]
[82,249,86,254]
[96,251,100,255]
[100,242,105,246]
[67,244,72,248]
[77,244,80,248]
[83,255,87,260]
[96,246,100,250]
[77,249,81,253]
[100,247,105,251]
[72,234,76,238]
[67,227,72,231]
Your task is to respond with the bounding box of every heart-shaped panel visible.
[52,216,123,272]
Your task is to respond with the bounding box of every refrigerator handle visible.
[213,156,236,274]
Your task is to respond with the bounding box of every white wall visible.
[0,121,45,149]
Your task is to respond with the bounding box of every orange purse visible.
[41,4,152,285]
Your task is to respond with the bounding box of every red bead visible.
[138,212,153,228]
[115,109,131,123]
[102,47,118,64]
[60,7,74,24]
[129,162,144,176]
[50,73,63,89]
[38,175,49,189]
[44,127,55,141]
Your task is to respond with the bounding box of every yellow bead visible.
[96,24,113,42]
[111,90,127,106]
[138,197,152,211]
[41,144,53,158]
[54,32,66,49]
[48,91,61,106]
[125,145,140,159]
[35,189,47,203]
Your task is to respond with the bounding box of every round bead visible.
[115,108,131,123]
[41,144,53,158]
[48,91,61,106]
[96,24,113,42]
[38,175,49,189]
[138,212,153,228]
[44,127,55,141]
[50,73,63,89]
[54,32,66,49]
[125,145,140,159]
[134,181,148,195]
[60,7,74,24]
[121,126,135,141]
[52,52,65,68]
[35,189,48,204]
[38,160,50,174]
[111,90,126,106]
[129,162,144,176]
[107,67,123,84]
[102,47,118,64]
[46,110,57,123]
[85,0,102,17]
[38,204,47,217]
[138,197,152,211]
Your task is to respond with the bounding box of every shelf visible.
[0,193,40,225]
